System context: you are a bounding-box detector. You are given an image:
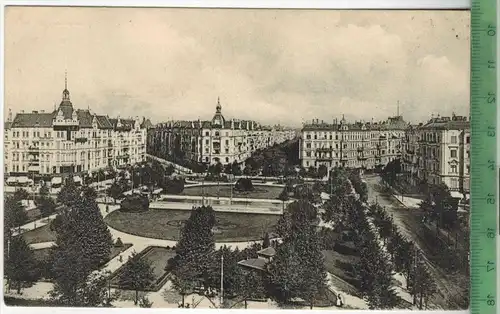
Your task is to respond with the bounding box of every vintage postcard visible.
[3,6,470,311]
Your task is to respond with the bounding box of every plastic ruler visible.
[470,0,498,313]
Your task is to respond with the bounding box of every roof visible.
[419,116,469,130]
[302,116,408,132]
[11,112,55,128]
[4,121,12,130]
[237,258,268,271]
[257,247,276,257]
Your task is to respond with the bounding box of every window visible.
[467,165,470,174]
[306,143,311,148]
[225,157,229,163]
[466,136,470,144]
[450,178,459,189]
[205,132,209,136]
[205,140,209,145]
[450,149,457,158]
[306,152,311,157]
[450,164,457,173]
[306,134,311,139]
[451,136,457,144]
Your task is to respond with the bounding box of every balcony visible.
[316,147,333,152]
[357,146,365,152]
[75,137,88,144]
[340,156,349,162]
[357,155,368,160]
[317,155,332,161]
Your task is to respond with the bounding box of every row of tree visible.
[368,203,437,309]
[322,168,400,309]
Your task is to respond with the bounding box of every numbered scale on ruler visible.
[470,1,498,314]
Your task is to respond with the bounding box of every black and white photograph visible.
[3,6,470,311]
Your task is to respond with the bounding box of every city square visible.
[3,7,470,311]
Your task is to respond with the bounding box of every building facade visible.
[147,98,296,166]
[299,115,406,170]
[4,82,149,182]
[401,114,470,198]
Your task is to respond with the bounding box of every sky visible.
[4,7,470,127]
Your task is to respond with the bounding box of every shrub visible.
[235,178,254,192]
[115,237,124,247]
[162,177,185,194]
[120,194,150,211]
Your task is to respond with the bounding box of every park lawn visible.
[322,249,361,297]
[181,185,284,200]
[33,243,133,262]
[110,246,176,291]
[104,209,279,242]
[23,224,57,244]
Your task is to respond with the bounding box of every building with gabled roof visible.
[299,108,407,171]
[147,97,296,166]
[4,75,149,183]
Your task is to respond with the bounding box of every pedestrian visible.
[119,255,123,263]
[336,294,343,307]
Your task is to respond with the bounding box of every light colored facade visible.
[299,115,406,170]
[402,114,470,197]
[4,83,149,181]
[147,98,296,166]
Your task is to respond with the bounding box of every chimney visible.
[40,110,45,113]
[21,110,24,113]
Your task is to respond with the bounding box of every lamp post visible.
[220,254,224,307]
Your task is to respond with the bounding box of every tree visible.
[82,186,98,201]
[262,232,271,248]
[5,236,40,293]
[235,178,254,192]
[317,164,328,179]
[107,181,124,204]
[165,164,176,176]
[278,189,289,211]
[162,177,185,194]
[235,269,266,308]
[223,163,232,175]
[410,261,437,309]
[57,175,80,207]
[172,206,217,305]
[5,196,28,232]
[50,268,112,307]
[50,194,113,306]
[52,195,113,271]
[118,252,155,305]
[231,161,242,176]
[267,240,303,305]
[38,197,57,218]
[13,188,30,201]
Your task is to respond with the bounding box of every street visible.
[363,175,468,310]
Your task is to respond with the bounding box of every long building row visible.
[4,82,151,185]
[299,113,470,197]
[146,98,297,166]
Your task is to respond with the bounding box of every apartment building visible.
[4,81,149,184]
[402,114,470,198]
[147,98,296,166]
[299,115,406,171]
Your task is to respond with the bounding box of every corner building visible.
[4,83,148,181]
[402,114,470,198]
[147,98,296,166]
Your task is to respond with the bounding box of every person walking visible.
[336,294,343,307]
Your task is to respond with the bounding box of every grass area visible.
[32,243,134,262]
[322,249,361,297]
[22,224,56,244]
[105,209,279,242]
[110,246,176,292]
[181,185,284,199]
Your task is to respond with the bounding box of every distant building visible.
[299,114,406,171]
[401,114,470,199]
[4,77,149,185]
[147,98,296,166]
